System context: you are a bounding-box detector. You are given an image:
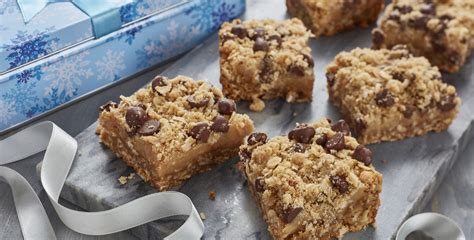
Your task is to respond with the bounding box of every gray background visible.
[1,0,473,239]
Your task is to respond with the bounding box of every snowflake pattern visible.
[0,0,17,15]
[135,20,200,68]
[1,28,59,70]
[95,50,126,81]
[0,100,17,125]
[43,51,93,98]
[2,81,39,115]
[185,0,237,33]
[0,0,244,129]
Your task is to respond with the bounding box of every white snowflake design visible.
[95,50,126,81]
[43,51,93,98]
[135,20,200,68]
[160,20,200,55]
[0,100,16,125]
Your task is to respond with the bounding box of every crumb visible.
[118,173,136,185]
[209,191,216,200]
[200,212,206,220]
[381,159,387,164]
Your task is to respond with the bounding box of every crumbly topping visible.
[326,47,461,143]
[99,75,245,159]
[286,0,384,37]
[373,0,474,72]
[219,18,314,111]
[240,119,382,239]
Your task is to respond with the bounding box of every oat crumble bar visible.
[240,118,382,239]
[372,0,474,72]
[327,46,461,144]
[97,75,254,191]
[286,0,385,37]
[219,19,314,112]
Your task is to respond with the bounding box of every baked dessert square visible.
[286,0,385,37]
[327,46,461,144]
[240,118,382,239]
[372,0,474,72]
[97,75,254,191]
[219,18,314,112]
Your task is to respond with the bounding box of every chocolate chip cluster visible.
[222,22,314,82]
[187,98,236,143]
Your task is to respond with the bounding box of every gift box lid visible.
[0,0,186,75]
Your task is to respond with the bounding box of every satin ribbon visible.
[16,0,132,37]
[0,121,204,240]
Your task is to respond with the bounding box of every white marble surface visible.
[1,0,473,239]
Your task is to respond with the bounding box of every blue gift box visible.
[0,0,245,132]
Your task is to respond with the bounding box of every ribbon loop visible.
[0,121,204,239]
[16,0,131,37]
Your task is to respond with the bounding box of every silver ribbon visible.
[0,121,204,240]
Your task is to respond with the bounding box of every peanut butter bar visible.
[327,46,461,144]
[219,19,314,112]
[240,118,382,239]
[286,0,384,37]
[97,75,254,191]
[372,0,474,72]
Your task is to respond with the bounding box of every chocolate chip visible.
[410,16,431,30]
[353,145,373,166]
[331,120,351,136]
[231,24,247,39]
[189,122,211,143]
[210,115,229,133]
[221,32,236,44]
[375,89,395,107]
[395,5,413,14]
[448,52,461,65]
[253,38,269,52]
[99,101,117,112]
[239,149,251,161]
[137,119,161,136]
[431,38,446,52]
[326,72,336,86]
[437,95,456,112]
[330,175,349,193]
[255,177,265,192]
[151,76,168,91]
[391,72,405,81]
[293,143,305,153]
[259,55,273,83]
[125,107,148,129]
[268,35,282,47]
[217,98,236,115]
[136,103,146,110]
[288,64,305,76]
[288,127,316,144]
[325,132,345,151]
[247,132,268,145]
[187,95,209,108]
[420,3,436,15]
[403,106,415,118]
[250,27,265,40]
[315,135,328,146]
[439,14,454,22]
[303,54,314,67]
[372,29,385,48]
[281,207,303,223]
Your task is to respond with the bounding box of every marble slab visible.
[58,0,474,239]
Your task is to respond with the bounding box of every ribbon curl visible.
[0,121,204,240]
